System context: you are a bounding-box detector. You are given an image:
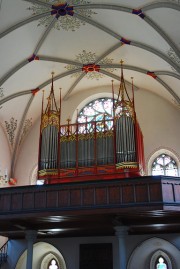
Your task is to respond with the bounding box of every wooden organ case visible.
[38,64,145,184]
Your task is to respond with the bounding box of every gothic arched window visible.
[152,154,178,176]
[156,256,168,269]
[48,258,59,269]
[78,98,114,131]
[77,97,128,133]
[150,250,172,269]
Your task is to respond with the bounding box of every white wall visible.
[0,124,11,186]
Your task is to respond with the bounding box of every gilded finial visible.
[120,59,124,65]
[67,117,71,124]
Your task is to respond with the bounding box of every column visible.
[114,225,128,269]
[25,230,37,269]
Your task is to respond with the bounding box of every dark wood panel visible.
[135,184,149,203]
[23,192,34,209]
[95,187,107,205]
[162,183,174,202]
[109,186,121,204]
[0,194,11,211]
[149,183,162,202]
[34,191,46,208]
[58,190,70,206]
[83,188,94,205]
[70,189,81,205]
[80,243,113,269]
[174,184,180,202]
[11,193,22,210]
[46,190,58,208]
[122,185,134,203]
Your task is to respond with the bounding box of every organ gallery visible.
[38,62,145,183]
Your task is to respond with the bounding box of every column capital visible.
[25,230,37,242]
[114,225,128,237]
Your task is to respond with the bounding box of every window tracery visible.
[152,154,178,176]
[77,97,132,133]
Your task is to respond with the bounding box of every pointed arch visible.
[150,250,172,269]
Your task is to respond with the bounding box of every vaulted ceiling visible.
[0,0,180,177]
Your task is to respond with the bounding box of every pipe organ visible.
[38,65,145,184]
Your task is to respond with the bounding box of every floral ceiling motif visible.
[65,50,115,79]
[5,117,18,147]
[19,118,33,145]
[167,48,180,71]
[28,0,96,31]
[0,88,4,110]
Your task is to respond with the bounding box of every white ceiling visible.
[0,0,180,171]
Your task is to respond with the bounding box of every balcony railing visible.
[0,176,179,216]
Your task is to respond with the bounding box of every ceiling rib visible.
[34,17,56,55]
[98,69,137,90]
[131,41,180,73]
[95,42,123,64]
[0,60,29,87]
[74,12,120,39]
[100,69,180,104]
[0,1,179,108]
[0,90,32,106]
[63,73,86,101]
[101,64,180,80]
[74,4,132,13]
[23,0,51,8]
[142,2,180,12]
[0,2,179,96]
[1,63,179,105]
[74,12,180,73]
[64,43,128,100]
[37,68,83,90]
[74,3,180,59]
[143,15,180,59]
[39,56,82,67]
[156,77,180,104]
[0,12,50,39]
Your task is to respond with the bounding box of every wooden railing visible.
[0,176,179,217]
[0,241,8,268]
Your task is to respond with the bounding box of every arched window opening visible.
[152,154,178,176]
[150,249,173,269]
[156,256,168,269]
[48,258,59,269]
[77,97,131,133]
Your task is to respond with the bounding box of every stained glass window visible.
[152,154,178,176]
[156,257,167,269]
[78,98,114,122]
[77,97,130,133]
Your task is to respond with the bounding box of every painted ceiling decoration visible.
[64,50,115,80]
[4,118,18,148]
[0,0,180,177]
[0,88,4,110]
[28,0,96,31]
[19,118,33,145]
[167,48,180,72]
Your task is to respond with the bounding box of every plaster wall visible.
[0,124,11,184]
